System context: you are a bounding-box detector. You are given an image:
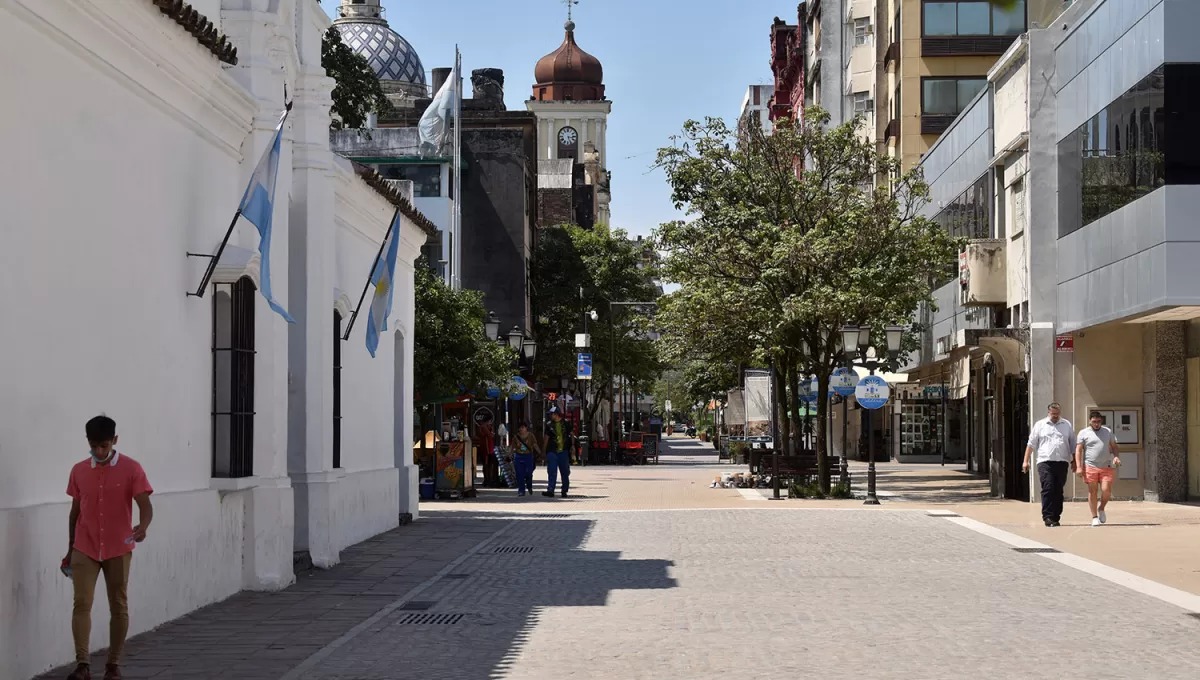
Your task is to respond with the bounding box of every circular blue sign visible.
[855,375,890,410]
[507,376,529,401]
[831,367,859,397]
[799,380,818,405]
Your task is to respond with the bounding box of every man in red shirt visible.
[63,415,154,680]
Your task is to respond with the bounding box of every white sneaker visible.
[1098,509,1107,524]
[1091,517,1101,527]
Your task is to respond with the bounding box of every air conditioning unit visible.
[959,240,1007,307]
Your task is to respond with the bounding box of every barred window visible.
[212,277,255,478]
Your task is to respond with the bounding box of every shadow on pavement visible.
[35,512,675,680]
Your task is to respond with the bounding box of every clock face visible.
[558,127,578,146]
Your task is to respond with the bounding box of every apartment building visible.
[906,0,1200,503]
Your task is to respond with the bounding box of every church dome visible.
[333,2,426,87]
[534,21,604,87]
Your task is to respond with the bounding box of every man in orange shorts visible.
[1075,411,1120,527]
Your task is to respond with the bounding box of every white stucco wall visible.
[0,0,423,677]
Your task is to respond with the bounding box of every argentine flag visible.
[237,108,294,323]
[365,210,402,358]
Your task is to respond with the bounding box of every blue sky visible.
[323,0,790,237]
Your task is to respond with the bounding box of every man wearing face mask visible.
[63,415,154,680]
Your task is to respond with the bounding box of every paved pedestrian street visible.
[38,439,1200,680]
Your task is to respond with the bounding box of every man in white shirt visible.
[1022,402,1076,527]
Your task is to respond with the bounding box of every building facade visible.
[0,1,431,677]
[907,0,1200,503]
[739,84,775,135]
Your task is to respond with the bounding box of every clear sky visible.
[323,0,791,237]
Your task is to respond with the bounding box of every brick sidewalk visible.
[34,518,511,680]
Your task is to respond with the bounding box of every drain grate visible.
[444,573,470,580]
[537,514,571,518]
[1012,547,1060,554]
[399,601,437,611]
[492,546,536,554]
[398,613,463,625]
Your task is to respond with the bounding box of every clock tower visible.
[527,9,612,226]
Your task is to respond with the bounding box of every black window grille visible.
[212,277,256,478]
[334,311,343,469]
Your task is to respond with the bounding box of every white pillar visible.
[287,67,342,568]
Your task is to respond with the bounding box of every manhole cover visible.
[1012,547,1060,554]
[399,601,437,611]
[492,546,536,554]
[398,613,463,625]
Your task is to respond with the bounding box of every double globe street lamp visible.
[486,311,536,444]
[839,324,905,505]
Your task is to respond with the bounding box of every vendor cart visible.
[435,440,477,499]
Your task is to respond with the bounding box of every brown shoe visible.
[102,664,122,680]
[65,664,90,680]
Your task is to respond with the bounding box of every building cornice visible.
[150,0,238,65]
[351,162,440,239]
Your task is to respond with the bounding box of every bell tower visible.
[526,2,612,225]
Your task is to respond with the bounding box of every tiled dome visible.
[332,15,425,87]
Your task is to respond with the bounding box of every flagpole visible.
[452,46,463,290]
[343,206,400,341]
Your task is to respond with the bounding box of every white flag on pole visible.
[418,59,458,150]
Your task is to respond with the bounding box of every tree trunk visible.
[776,356,792,457]
[787,360,802,456]
[770,360,787,456]
[816,370,831,493]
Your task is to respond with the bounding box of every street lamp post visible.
[840,324,904,506]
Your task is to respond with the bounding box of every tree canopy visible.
[321,27,391,130]
[654,108,960,490]
[413,258,514,413]
[532,223,663,432]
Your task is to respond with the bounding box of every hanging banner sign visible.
[577,352,593,379]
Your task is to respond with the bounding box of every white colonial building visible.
[0,1,432,677]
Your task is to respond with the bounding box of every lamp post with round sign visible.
[840,324,905,505]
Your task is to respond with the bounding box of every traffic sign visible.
[508,376,529,401]
[1055,335,1074,352]
[855,375,891,410]
[831,367,858,397]
[577,352,593,379]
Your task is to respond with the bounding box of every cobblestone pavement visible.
[35,437,1200,679]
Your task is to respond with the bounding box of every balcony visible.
[884,118,900,142]
[885,41,899,69]
[922,34,1020,57]
[959,241,1007,308]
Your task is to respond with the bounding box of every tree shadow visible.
[35,513,675,680]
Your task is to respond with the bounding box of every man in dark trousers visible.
[1022,402,1076,527]
[543,407,572,498]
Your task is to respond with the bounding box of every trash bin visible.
[419,478,436,500]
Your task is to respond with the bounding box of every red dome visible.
[534,21,604,90]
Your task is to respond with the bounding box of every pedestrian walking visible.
[474,412,499,488]
[512,421,540,497]
[1075,411,1120,527]
[1022,402,1075,527]
[64,415,154,680]
[543,406,572,498]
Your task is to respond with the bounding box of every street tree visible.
[532,223,663,439]
[322,27,392,130]
[413,258,515,438]
[655,108,959,491]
